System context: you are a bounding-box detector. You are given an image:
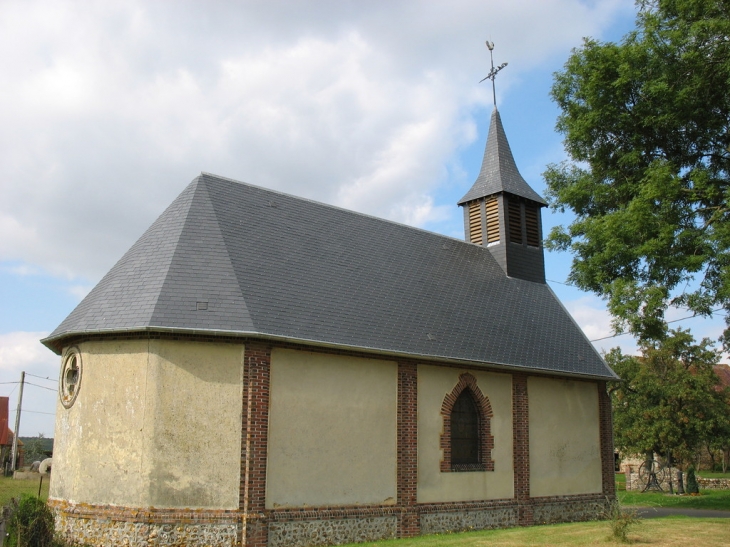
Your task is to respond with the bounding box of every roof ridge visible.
[198,171,483,250]
[148,176,255,331]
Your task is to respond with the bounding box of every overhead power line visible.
[9,409,55,417]
[24,382,57,392]
[590,308,728,342]
[26,372,58,383]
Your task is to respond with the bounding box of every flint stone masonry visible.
[50,501,241,547]
[419,507,517,534]
[267,516,397,547]
[697,477,730,490]
[532,497,609,524]
[54,515,239,547]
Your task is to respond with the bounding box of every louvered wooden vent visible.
[525,204,540,247]
[507,200,523,244]
[468,201,483,245]
[485,197,499,243]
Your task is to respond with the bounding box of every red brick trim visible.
[439,373,494,472]
[397,362,419,537]
[268,505,401,520]
[48,499,241,524]
[512,373,532,526]
[598,381,616,498]
[240,343,271,547]
[50,494,607,526]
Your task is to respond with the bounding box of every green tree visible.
[23,434,47,465]
[545,0,730,344]
[609,329,728,464]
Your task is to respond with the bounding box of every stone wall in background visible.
[623,464,730,491]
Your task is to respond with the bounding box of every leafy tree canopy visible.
[22,433,48,464]
[608,329,729,463]
[545,0,730,345]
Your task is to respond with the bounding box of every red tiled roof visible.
[714,364,730,389]
[0,396,10,446]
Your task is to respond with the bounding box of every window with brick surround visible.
[440,373,494,472]
[451,390,479,465]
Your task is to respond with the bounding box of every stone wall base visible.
[531,496,610,525]
[49,500,241,547]
[268,516,397,547]
[420,507,517,534]
[50,495,612,547]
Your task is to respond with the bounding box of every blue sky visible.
[1,0,725,438]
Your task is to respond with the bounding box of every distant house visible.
[714,364,730,390]
[0,396,24,470]
[43,107,617,547]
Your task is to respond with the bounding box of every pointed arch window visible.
[451,390,480,465]
[440,373,494,472]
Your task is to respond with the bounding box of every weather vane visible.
[479,41,507,106]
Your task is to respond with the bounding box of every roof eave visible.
[41,326,619,381]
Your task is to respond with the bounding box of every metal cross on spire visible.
[479,41,508,106]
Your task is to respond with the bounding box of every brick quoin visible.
[512,373,532,526]
[240,343,271,547]
[397,362,418,538]
[598,381,616,498]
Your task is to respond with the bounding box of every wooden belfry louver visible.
[458,106,547,283]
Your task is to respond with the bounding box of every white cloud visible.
[0,332,59,437]
[563,296,640,356]
[0,332,57,373]
[0,0,634,283]
[67,284,94,301]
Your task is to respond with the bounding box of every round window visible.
[59,348,82,408]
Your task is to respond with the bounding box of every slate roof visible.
[458,107,547,205]
[43,173,615,380]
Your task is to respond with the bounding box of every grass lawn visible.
[615,473,626,491]
[341,517,730,547]
[619,488,730,510]
[615,471,730,510]
[700,472,730,479]
[0,475,50,506]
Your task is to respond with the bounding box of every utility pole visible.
[10,371,25,472]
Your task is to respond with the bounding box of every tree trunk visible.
[706,443,716,471]
[677,469,685,494]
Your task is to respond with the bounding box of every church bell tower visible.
[458,43,547,283]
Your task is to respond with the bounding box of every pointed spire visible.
[458,108,546,206]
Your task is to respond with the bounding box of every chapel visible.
[43,105,617,547]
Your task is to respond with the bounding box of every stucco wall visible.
[50,339,244,509]
[146,340,244,508]
[266,349,397,508]
[528,377,602,497]
[51,340,151,506]
[417,366,513,503]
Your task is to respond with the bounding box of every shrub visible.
[5,495,56,547]
[686,466,700,494]
[605,498,641,543]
